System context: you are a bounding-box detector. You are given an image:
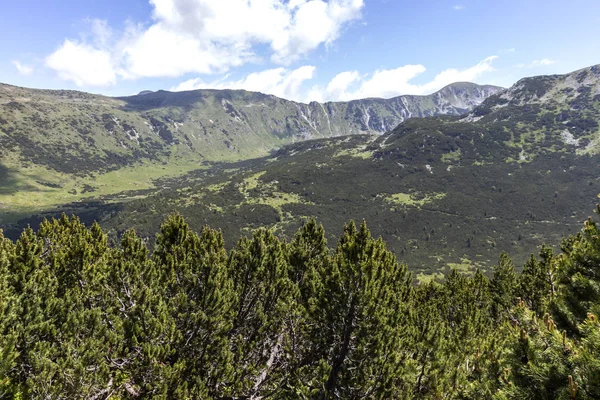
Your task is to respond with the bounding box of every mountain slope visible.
[0,81,501,221]
[69,65,600,279]
[0,82,501,174]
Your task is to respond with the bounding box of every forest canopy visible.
[1,209,600,399]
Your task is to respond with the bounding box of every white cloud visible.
[417,56,497,92]
[516,58,557,68]
[534,58,556,66]
[355,64,427,99]
[270,0,364,64]
[12,61,34,76]
[172,65,317,101]
[88,19,114,48]
[308,56,497,102]
[172,56,498,102]
[453,4,465,10]
[121,24,248,79]
[45,40,116,87]
[316,70,361,102]
[45,0,364,85]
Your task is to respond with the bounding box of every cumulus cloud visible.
[12,61,34,76]
[45,40,116,87]
[171,56,497,102]
[121,24,249,79]
[308,56,497,102]
[172,66,317,101]
[45,0,364,86]
[453,4,465,10]
[311,70,361,101]
[269,0,364,63]
[516,58,556,68]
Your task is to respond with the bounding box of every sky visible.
[1,0,599,102]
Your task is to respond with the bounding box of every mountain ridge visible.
[5,64,600,277]
[81,63,600,277]
[0,78,501,228]
[0,81,502,174]
[0,80,502,106]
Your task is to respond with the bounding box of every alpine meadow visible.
[2,0,600,398]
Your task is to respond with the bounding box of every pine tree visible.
[24,216,115,399]
[299,220,413,398]
[500,215,600,399]
[551,217,600,334]
[574,315,600,398]
[429,270,493,397]
[9,226,57,395]
[410,282,451,398]
[519,246,555,316]
[5,207,600,398]
[500,303,599,399]
[105,228,171,397]
[289,218,328,288]
[491,252,518,320]
[0,230,19,398]
[151,214,236,398]
[283,219,330,397]
[226,228,296,398]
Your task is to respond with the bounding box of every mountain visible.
[57,64,599,281]
[0,81,500,226]
[0,82,501,174]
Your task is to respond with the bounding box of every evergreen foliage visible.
[295,221,413,398]
[491,252,518,320]
[551,216,600,334]
[1,205,600,398]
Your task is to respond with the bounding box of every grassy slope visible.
[73,66,600,281]
[2,67,599,281]
[0,82,501,221]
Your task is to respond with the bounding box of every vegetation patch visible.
[235,171,314,221]
[416,270,445,284]
[333,146,374,159]
[441,148,461,163]
[381,192,446,208]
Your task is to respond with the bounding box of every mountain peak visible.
[466,64,600,120]
[437,81,503,92]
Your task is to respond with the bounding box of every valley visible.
[2,66,600,281]
[0,81,500,225]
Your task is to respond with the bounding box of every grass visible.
[416,271,445,284]
[441,149,462,163]
[382,192,446,208]
[447,256,486,275]
[245,192,310,213]
[168,169,314,222]
[237,171,314,220]
[333,146,374,160]
[240,172,267,194]
[576,128,600,155]
[206,182,230,193]
[0,153,209,216]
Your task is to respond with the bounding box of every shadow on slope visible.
[3,200,125,241]
[0,164,39,195]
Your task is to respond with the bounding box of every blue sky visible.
[1,0,599,102]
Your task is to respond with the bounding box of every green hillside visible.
[55,65,600,280]
[0,82,500,221]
